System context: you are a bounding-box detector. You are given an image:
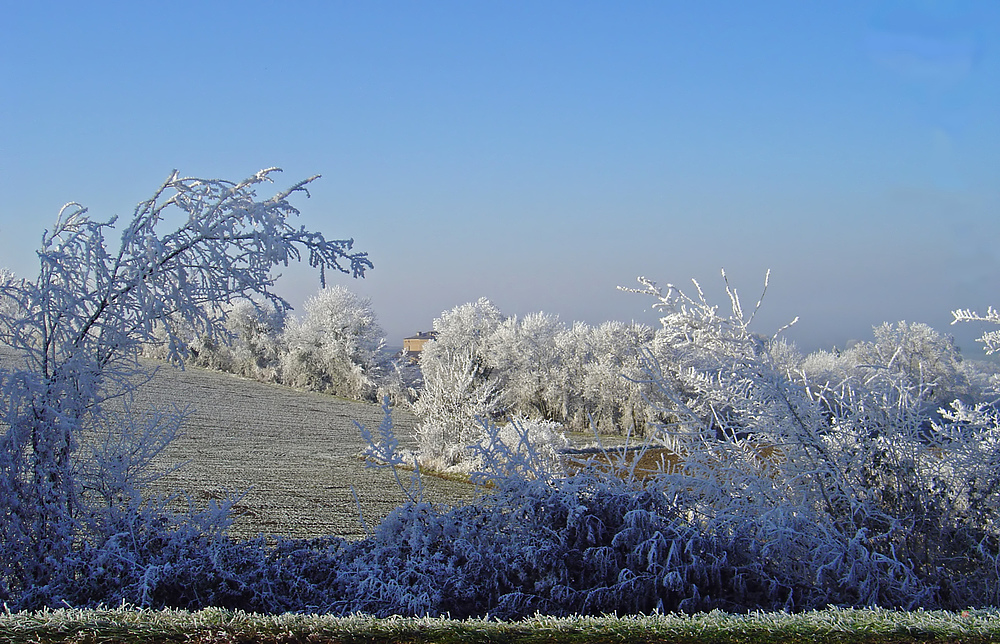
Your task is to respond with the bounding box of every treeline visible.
[142,285,399,402]
[413,290,997,469]
[165,285,998,476]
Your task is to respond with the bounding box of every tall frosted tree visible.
[414,298,505,464]
[0,168,370,607]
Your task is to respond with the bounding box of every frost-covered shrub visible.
[0,268,19,321]
[413,345,503,468]
[332,475,738,618]
[143,286,388,401]
[434,415,570,477]
[0,168,370,611]
[626,271,1000,609]
[280,285,386,400]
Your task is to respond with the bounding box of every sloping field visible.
[0,348,475,540]
[130,362,477,539]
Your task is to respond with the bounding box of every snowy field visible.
[0,347,474,540]
[132,361,477,539]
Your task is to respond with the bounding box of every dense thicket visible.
[13,391,1000,615]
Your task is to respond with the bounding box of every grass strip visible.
[2,607,999,644]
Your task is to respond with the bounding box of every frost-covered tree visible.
[217,298,286,381]
[280,284,385,400]
[579,320,653,435]
[414,299,657,466]
[0,268,18,319]
[801,321,981,430]
[425,297,506,357]
[0,168,370,609]
[484,311,566,420]
[414,299,504,466]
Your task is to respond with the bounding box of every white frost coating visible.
[0,169,369,610]
[953,306,1000,355]
[281,284,386,400]
[413,299,654,468]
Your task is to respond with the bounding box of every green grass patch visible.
[3,607,998,644]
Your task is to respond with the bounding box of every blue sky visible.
[1,1,998,354]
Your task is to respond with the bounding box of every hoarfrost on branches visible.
[953,306,1000,355]
[412,299,654,469]
[0,168,370,610]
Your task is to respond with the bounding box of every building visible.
[402,331,437,363]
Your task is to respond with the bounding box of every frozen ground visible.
[0,347,475,540]
[132,362,478,539]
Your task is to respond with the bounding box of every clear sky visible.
[1,1,998,355]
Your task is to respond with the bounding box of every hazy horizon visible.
[2,2,998,356]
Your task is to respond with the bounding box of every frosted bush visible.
[280,285,385,400]
[377,352,424,405]
[452,416,569,477]
[625,271,1000,609]
[143,286,388,400]
[413,346,503,468]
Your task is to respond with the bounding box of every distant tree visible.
[547,320,653,434]
[484,311,566,420]
[280,284,385,400]
[0,168,370,609]
[140,298,286,382]
[220,298,286,381]
[581,321,654,434]
[801,321,980,427]
[0,268,19,324]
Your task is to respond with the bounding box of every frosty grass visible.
[3,607,999,643]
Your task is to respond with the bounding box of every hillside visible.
[1,347,474,540]
[133,361,476,539]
